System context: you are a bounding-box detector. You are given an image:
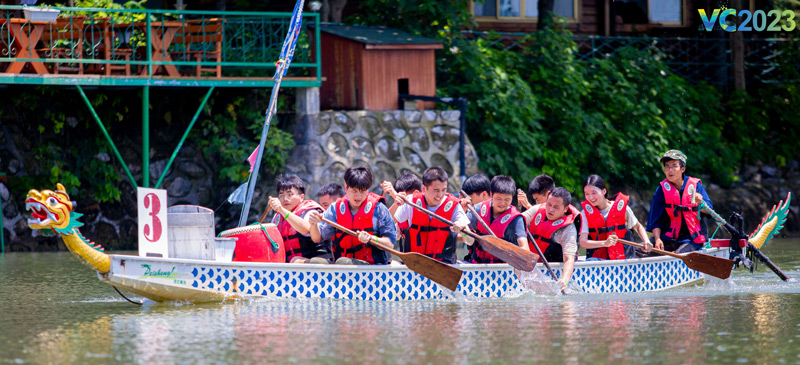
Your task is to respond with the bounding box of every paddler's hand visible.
[693,193,704,205]
[357,231,373,244]
[517,189,531,210]
[460,195,472,210]
[307,210,322,224]
[268,196,286,216]
[394,192,408,206]
[654,238,664,251]
[604,233,618,247]
[381,181,397,199]
[642,240,653,252]
[558,278,569,291]
[451,221,468,233]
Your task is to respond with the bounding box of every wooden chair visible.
[38,16,85,75]
[171,18,223,77]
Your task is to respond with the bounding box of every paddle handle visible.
[459,190,496,238]
[319,217,400,256]
[618,238,683,259]
[258,206,273,224]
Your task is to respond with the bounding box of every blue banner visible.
[274,0,305,79]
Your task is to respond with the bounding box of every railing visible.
[464,30,800,87]
[0,6,321,87]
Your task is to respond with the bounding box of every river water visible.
[1,239,799,364]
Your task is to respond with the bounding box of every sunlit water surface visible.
[1,239,800,363]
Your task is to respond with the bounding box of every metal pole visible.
[146,15,152,78]
[155,87,215,189]
[76,85,138,189]
[143,85,150,187]
[459,97,467,184]
[238,78,283,227]
[0,173,4,255]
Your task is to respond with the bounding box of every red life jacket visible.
[331,192,389,264]
[273,199,325,262]
[661,177,706,244]
[581,193,629,260]
[407,192,459,263]
[469,200,522,263]
[528,205,577,263]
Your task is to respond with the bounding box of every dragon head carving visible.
[26,183,83,234]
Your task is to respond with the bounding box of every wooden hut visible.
[318,24,443,110]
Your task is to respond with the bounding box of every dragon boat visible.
[25,184,790,303]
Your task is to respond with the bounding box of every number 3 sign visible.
[138,187,169,258]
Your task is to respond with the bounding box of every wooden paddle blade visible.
[478,236,539,272]
[400,253,464,291]
[682,252,735,280]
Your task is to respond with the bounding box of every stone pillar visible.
[296,87,320,116]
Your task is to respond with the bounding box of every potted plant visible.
[22,0,62,22]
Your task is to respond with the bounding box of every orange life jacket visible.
[468,200,522,263]
[528,205,577,263]
[662,177,706,244]
[407,192,459,263]
[273,199,328,262]
[581,193,629,260]
[331,192,390,264]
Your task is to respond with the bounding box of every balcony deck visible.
[0,6,321,88]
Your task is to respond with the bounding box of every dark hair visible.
[528,174,555,196]
[422,167,448,186]
[490,175,516,196]
[276,174,306,195]
[343,166,373,191]
[549,187,572,207]
[395,173,422,194]
[582,174,607,198]
[317,182,345,198]
[462,174,490,195]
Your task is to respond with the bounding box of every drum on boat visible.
[219,223,285,263]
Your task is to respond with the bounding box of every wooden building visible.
[318,24,442,111]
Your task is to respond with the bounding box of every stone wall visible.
[285,110,480,198]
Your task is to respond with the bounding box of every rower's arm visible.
[579,232,611,249]
[281,208,312,235]
[561,253,576,286]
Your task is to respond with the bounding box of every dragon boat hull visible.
[100,247,730,302]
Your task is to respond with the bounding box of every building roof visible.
[319,24,443,49]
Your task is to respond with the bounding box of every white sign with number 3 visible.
[137,187,169,258]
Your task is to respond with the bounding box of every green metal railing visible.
[464,30,800,87]
[0,6,321,87]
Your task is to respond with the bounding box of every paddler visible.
[517,174,555,210]
[646,149,713,253]
[381,172,422,252]
[578,174,652,260]
[316,182,345,211]
[267,175,333,264]
[390,167,469,264]
[460,173,491,208]
[464,175,530,263]
[308,166,396,265]
[524,187,579,290]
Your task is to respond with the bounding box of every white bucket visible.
[214,237,236,262]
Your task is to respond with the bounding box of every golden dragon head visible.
[26,183,79,233]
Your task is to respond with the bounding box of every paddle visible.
[258,206,272,224]
[695,200,790,281]
[397,194,538,271]
[319,217,463,291]
[618,238,734,280]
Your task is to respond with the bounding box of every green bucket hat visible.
[659,149,687,164]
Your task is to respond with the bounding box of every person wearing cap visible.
[645,150,713,253]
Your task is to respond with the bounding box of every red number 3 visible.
[143,193,162,242]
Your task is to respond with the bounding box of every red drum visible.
[219,223,286,263]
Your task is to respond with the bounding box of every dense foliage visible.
[351,0,800,192]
